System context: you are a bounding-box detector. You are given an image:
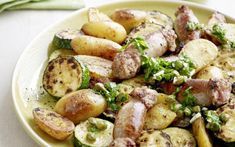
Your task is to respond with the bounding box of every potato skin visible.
[144,103,176,130]
[71,35,121,60]
[33,108,75,140]
[54,89,106,124]
[179,39,218,73]
[82,21,127,44]
[196,66,224,80]
[192,116,212,147]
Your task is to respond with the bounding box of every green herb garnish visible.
[182,87,196,107]
[204,110,222,132]
[186,21,204,31]
[211,24,227,44]
[93,82,128,111]
[119,36,148,54]
[141,54,195,83]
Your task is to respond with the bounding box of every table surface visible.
[0,0,235,146]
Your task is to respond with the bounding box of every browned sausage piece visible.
[177,79,231,107]
[208,11,226,26]
[174,5,200,43]
[112,47,141,80]
[109,137,136,147]
[129,86,158,109]
[113,99,146,141]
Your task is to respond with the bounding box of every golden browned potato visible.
[179,39,218,73]
[137,130,172,147]
[54,89,106,124]
[110,9,147,33]
[82,21,127,44]
[196,66,224,80]
[192,116,212,147]
[163,127,196,147]
[88,7,112,22]
[71,35,121,60]
[144,103,176,130]
[33,108,75,140]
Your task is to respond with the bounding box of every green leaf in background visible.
[0,0,84,13]
[0,0,32,13]
[9,0,84,10]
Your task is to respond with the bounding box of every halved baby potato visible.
[82,21,127,44]
[144,103,176,130]
[33,108,75,140]
[196,66,224,80]
[179,39,218,73]
[54,89,106,124]
[71,35,121,60]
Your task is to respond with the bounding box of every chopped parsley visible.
[93,82,128,111]
[204,110,222,132]
[211,24,227,44]
[182,87,196,107]
[119,36,148,54]
[186,21,204,31]
[141,54,195,83]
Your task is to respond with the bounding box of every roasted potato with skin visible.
[33,108,75,140]
[71,35,121,60]
[192,116,212,147]
[110,9,147,33]
[144,103,176,130]
[163,127,196,147]
[137,130,172,147]
[54,89,106,124]
[82,21,127,44]
[88,7,112,22]
[179,39,218,73]
[196,66,224,80]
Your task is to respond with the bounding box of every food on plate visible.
[54,89,106,124]
[82,21,127,44]
[52,29,82,49]
[144,103,176,130]
[73,117,114,147]
[33,108,75,140]
[32,4,235,146]
[42,56,90,98]
[174,5,201,43]
[192,116,213,147]
[71,35,121,60]
[179,39,218,72]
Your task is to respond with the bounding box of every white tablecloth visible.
[0,0,234,146]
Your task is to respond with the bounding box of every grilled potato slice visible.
[71,35,121,60]
[179,39,218,73]
[33,108,75,140]
[192,116,212,147]
[82,21,127,44]
[144,103,176,130]
[55,89,106,124]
